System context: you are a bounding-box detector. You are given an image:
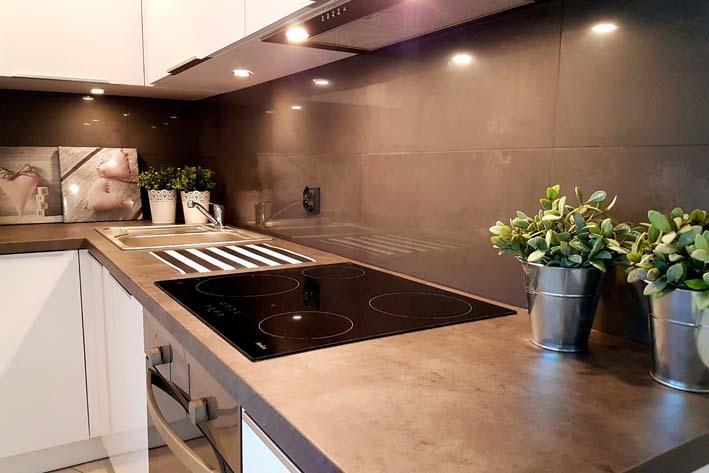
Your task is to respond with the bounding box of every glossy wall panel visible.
[192,0,709,341]
[0,89,198,169]
[556,0,709,147]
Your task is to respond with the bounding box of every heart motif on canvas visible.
[86,179,125,211]
[97,149,136,182]
[0,163,39,216]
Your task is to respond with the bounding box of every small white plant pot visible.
[147,190,177,224]
[181,190,210,224]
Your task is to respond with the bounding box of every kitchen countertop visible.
[1,222,708,473]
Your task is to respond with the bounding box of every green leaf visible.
[573,213,586,234]
[596,250,613,260]
[574,187,584,205]
[601,218,613,236]
[666,263,685,283]
[670,207,684,219]
[648,210,672,233]
[647,268,661,281]
[691,249,709,262]
[568,254,583,264]
[605,195,618,211]
[654,243,676,254]
[644,278,668,296]
[587,190,607,203]
[546,185,560,200]
[690,209,706,224]
[527,236,547,251]
[705,272,709,285]
[589,260,606,272]
[678,227,701,247]
[539,198,552,210]
[627,268,648,283]
[685,279,708,290]
[695,233,709,250]
[661,231,676,244]
[528,250,546,263]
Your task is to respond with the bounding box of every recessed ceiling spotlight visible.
[92,119,99,122]
[90,88,105,95]
[313,78,330,86]
[450,53,473,66]
[291,105,303,110]
[285,26,309,43]
[591,22,618,33]
[82,96,94,101]
[169,115,178,119]
[233,69,253,78]
[122,113,130,117]
[265,110,275,114]
[83,122,90,126]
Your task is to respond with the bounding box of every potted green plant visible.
[490,185,633,352]
[137,167,179,224]
[625,208,709,393]
[175,166,216,224]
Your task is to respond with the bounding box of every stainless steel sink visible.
[97,224,272,250]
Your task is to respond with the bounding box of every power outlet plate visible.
[303,186,320,214]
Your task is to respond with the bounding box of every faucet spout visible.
[187,200,225,229]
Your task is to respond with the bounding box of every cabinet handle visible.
[146,367,219,473]
[166,56,210,76]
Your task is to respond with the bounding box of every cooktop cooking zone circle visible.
[196,273,300,298]
[258,311,354,340]
[302,265,366,280]
[369,292,473,319]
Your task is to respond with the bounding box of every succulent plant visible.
[174,166,216,192]
[626,208,709,309]
[489,185,634,272]
[137,167,179,191]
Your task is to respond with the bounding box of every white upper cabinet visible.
[142,0,246,84]
[0,251,89,459]
[244,0,314,36]
[0,0,144,85]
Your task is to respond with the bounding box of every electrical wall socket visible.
[303,186,320,214]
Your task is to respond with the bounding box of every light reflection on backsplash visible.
[197,0,709,342]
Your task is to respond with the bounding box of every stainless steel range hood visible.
[264,0,534,53]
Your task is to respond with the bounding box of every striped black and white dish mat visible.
[319,234,461,256]
[150,243,315,274]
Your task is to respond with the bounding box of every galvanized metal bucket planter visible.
[647,288,709,393]
[522,262,605,352]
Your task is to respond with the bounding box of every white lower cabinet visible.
[0,251,90,459]
[242,411,302,473]
[101,266,149,473]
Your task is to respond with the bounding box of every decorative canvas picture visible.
[59,147,142,223]
[0,147,64,225]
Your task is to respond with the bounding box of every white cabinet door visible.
[242,411,301,473]
[79,250,111,439]
[0,251,89,458]
[142,0,245,84]
[0,0,144,85]
[102,268,149,473]
[244,0,313,36]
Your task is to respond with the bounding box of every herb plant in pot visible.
[138,167,179,224]
[490,185,632,352]
[176,166,216,224]
[626,208,709,393]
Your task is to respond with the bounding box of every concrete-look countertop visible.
[1,222,708,473]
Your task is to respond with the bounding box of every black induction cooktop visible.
[156,263,515,361]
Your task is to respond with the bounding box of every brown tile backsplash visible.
[195,0,709,342]
[2,0,707,342]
